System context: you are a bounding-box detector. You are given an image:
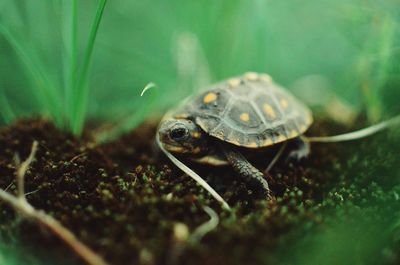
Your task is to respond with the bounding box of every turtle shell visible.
[172,72,313,148]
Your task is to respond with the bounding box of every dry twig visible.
[0,141,110,265]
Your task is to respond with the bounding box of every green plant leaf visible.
[71,0,108,135]
[0,24,63,126]
[62,0,78,130]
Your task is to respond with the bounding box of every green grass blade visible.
[62,0,78,129]
[371,16,395,120]
[71,0,107,135]
[0,89,16,123]
[0,24,63,125]
[358,15,395,123]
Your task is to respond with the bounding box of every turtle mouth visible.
[161,143,186,154]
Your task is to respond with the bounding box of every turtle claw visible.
[287,148,309,161]
[264,189,275,201]
[286,137,310,162]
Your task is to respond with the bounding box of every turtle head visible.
[158,118,208,156]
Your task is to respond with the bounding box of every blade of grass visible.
[62,0,78,130]
[358,15,395,123]
[0,89,16,123]
[0,24,63,125]
[174,31,212,95]
[371,16,395,120]
[71,0,107,135]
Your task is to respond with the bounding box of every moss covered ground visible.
[0,118,399,265]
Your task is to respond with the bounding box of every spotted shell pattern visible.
[173,72,313,148]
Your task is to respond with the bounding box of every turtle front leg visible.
[221,146,273,200]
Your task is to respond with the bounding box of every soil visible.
[0,118,399,265]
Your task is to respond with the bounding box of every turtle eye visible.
[170,127,189,141]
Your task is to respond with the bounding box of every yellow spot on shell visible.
[263,104,276,119]
[248,142,258,148]
[244,72,258,81]
[289,130,298,138]
[280,99,289,109]
[260,73,272,83]
[263,139,273,146]
[300,125,307,132]
[305,115,313,125]
[276,135,286,143]
[203,92,218,104]
[231,139,242,146]
[239,113,250,122]
[228,78,241,87]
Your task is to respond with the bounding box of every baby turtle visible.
[157,72,313,198]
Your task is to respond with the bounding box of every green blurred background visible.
[1,0,400,134]
[1,1,400,264]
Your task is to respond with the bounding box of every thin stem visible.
[0,141,110,265]
[0,190,109,265]
[307,115,400,143]
[188,206,219,244]
[16,141,38,201]
[265,142,287,173]
[94,83,158,143]
[156,133,230,210]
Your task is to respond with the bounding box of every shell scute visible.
[176,73,313,148]
[226,100,262,129]
[253,94,283,124]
